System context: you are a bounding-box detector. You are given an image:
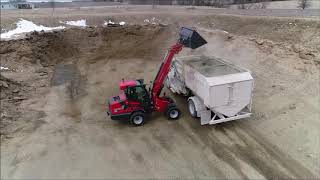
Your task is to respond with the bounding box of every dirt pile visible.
[0,74,24,100]
[0,25,171,138]
[0,74,24,137]
[1,24,318,139]
[247,37,320,65]
[1,18,319,178]
[90,25,172,61]
[1,25,171,64]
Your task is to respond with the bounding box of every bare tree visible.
[298,0,310,9]
[236,0,270,9]
[261,1,268,9]
[212,0,224,8]
[50,0,55,16]
[237,0,247,9]
[152,0,156,9]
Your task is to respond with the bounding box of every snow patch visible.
[60,19,87,27]
[0,66,9,70]
[0,19,65,39]
[104,20,115,25]
[143,19,150,23]
[144,17,160,25]
[103,20,126,26]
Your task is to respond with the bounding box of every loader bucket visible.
[179,27,207,49]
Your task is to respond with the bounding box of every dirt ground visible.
[0,6,320,179]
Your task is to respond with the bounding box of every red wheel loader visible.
[107,27,207,126]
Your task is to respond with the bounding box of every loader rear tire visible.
[166,105,180,120]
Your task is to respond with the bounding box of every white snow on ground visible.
[0,19,65,39]
[0,66,9,70]
[144,19,150,23]
[60,19,87,27]
[103,20,126,26]
[144,17,160,25]
[104,20,115,25]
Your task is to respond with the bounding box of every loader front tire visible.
[130,112,145,126]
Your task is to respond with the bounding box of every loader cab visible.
[124,84,152,111]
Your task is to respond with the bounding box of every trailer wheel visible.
[188,99,197,118]
[166,106,181,120]
[130,112,145,126]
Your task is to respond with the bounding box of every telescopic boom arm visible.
[151,43,183,100]
[151,27,207,105]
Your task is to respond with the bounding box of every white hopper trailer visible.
[166,55,254,125]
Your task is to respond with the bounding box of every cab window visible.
[125,86,147,102]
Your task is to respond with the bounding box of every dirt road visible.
[1,7,319,179]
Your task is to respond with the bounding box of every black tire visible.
[130,112,145,126]
[188,99,197,118]
[166,105,181,120]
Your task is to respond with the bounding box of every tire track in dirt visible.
[236,123,317,179]
[227,126,292,179]
[186,124,251,179]
[173,95,251,178]
[173,93,315,179]
[51,63,88,123]
[170,122,227,178]
[181,116,316,179]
